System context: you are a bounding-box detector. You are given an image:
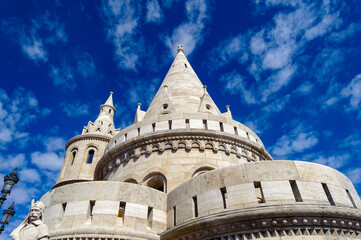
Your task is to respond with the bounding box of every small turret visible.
[82,92,117,136]
[54,92,118,188]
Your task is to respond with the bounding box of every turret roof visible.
[143,45,221,119]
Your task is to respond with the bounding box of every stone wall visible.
[42,181,167,240]
[162,160,361,240]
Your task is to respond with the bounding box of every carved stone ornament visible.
[10,199,49,240]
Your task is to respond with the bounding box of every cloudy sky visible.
[1,0,361,236]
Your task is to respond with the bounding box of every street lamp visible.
[0,202,15,235]
[0,168,19,209]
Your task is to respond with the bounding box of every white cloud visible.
[77,52,97,78]
[43,137,66,151]
[62,101,89,117]
[328,20,361,43]
[31,151,64,171]
[1,12,67,63]
[313,154,350,169]
[146,0,164,23]
[165,0,209,56]
[294,81,313,95]
[220,72,256,104]
[0,154,25,169]
[49,64,76,90]
[272,131,319,158]
[347,168,361,185]
[19,169,41,183]
[102,0,142,70]
[341,74,361,109]
[210,1,345,104]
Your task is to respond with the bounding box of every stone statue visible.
[10,200,49,240]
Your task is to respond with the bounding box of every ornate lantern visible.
[1,202,15,225]
[1,168,19,194]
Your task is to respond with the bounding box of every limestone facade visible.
[17,45,361,240]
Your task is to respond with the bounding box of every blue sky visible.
[1,0,361,236]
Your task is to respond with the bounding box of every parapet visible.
[162,160,361,239]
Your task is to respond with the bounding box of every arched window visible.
[87,149,95,164]
[144,173,167,193]
[124,178,137,184]
[192,166,215,178]
[71,150,77,165]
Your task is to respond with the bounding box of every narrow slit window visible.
[346,189,357,208]
[147,207,153,228]
[173,206,177,226]
[220,187,228,209]
[62,203,67,212]
[246,132,250,140]
[203,120,208,130]
[152,123,156,132]
[71,151,76,165]
[220,122,224,132]
[234,127,238,135]
[89,200,96,217]
[169,120,172,130]
[322,183,335,206]
[118,202,126,219]
[87,150,94,164]
[114,140,117,147]
[254,181,265,203]
[125,133,127,141]
[192,196,198,217]
[290,180,303,202]
[109,109,111,113]
[185,63,187,68]
[137,127,140,136]
[185,119,190,129]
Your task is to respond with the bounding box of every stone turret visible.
[25,46,361,240]
[53,92,118,188]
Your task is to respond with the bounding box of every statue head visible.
[29,199,45,222]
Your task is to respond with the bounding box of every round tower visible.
[53,92,118,188]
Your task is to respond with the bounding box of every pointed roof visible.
[101,91,115,112]
[143,45,221,119]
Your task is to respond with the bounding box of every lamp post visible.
[0,202,15,235]
[0,168,19,235]
[0,168,19,209]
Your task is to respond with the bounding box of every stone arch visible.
[124,178,138,184]
[191,165,216,178]
[84,146,98,164]
[143,171,167,193]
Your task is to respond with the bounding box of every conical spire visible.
[82,92,116,136]
[143,45,221,119]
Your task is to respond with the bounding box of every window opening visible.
[185,119,190,129]
[152,123,155,132]
[219,122,224,132]
[147,207,153,228]
[118,202,126,220]
[71,151,76,165]
[193,196,198,217]
[62,203,67,212]
[234,127,238,135]
[289,180,303,202]
[322,183,335,206]
[137,127,140,136]
[173,206,176,226]
[220,187,228,209]
[206,104,211,110]
[184,63,187,68]
[203,120,208,130]
[163,103,168,109]
[346,189,357,208]
[246,132,250,140]
[89,200,96,217]
[109,109,111,113]
[147,175,165,192]
[169,120,172,130]
[87,150,95,164]
[254,181,265,203]
[125,133,127,141]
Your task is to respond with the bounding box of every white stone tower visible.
[21,46,361,240]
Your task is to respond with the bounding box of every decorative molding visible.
[95,133,272,179]
[65,134,111,150]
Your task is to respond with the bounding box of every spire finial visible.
[177,45,184,53]
[110,91,113,95]
[226,105,230,112]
